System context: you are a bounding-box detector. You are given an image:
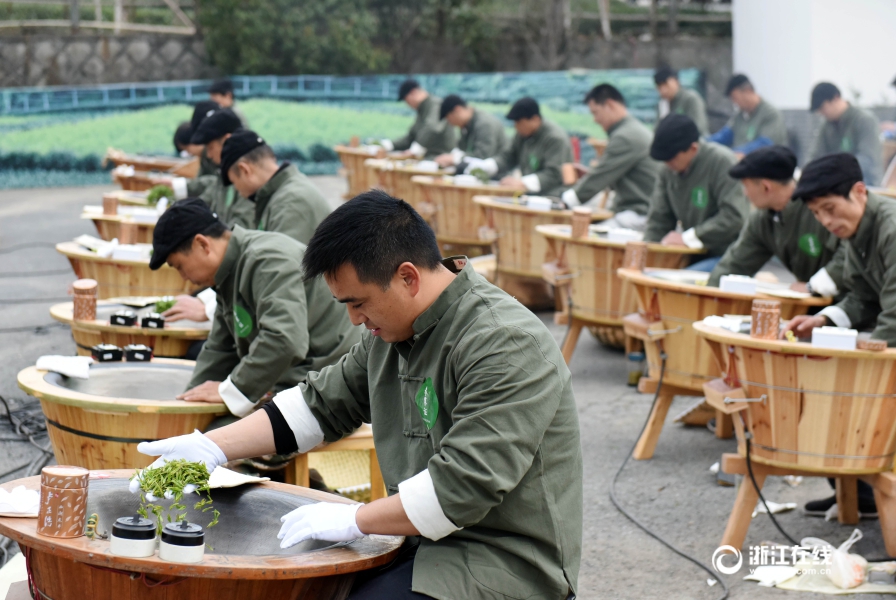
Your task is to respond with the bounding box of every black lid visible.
[161,520,204,546]
[94,343,121,351]
[143,313,164,320]
[112,310,137,318]
[123,344,151,352]
[113,515,156,540]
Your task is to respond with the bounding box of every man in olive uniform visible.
[136,191,583,600]
[221,130,330,245]
[561,84,660,231]
[380,79,456,160]
[708,74,788,156]
[208,78,249,128]
[170,100,221,199]
[809,82,882,186]
[644,114,749,271]
[782,154,896,519]
[709,146,845,296]
[149,199,359,416]
[189,108,255,229]
[466,97,574,197]
[654,67,709,135]
[433,94,507,167]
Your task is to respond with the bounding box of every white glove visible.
[379,139,394,152]
[463,157,486,174]
[129,430,227,496]
[408,141,427,158]
[277,502,363,548]
[464,157,498,176]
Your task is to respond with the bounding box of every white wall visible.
[733,0,896,109]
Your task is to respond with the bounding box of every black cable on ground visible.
[744,433,799,547]
[610,352,730,600]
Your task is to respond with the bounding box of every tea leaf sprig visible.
[131,459,219,535]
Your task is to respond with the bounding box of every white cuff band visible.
[521,173,541,193]
[450,148,466,164]
[681,228,705,249]
[808,267,839,297]
[272,386,325,453]
[561,188,581,207]
[172,177,188,199]
[409,141,427,158]
[196,288,217,322]
[819,306,852,328]
[398,469,461,541]
[218,376,256,418]
[481,158,498,176]
[380,139,394,152]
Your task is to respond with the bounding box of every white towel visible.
[36,355,94,379]
[0,486,39,516]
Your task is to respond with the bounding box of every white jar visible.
[159,520,205,563]
[110,515,157,558]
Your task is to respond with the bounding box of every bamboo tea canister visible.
[37,466,89,538]
[102,195,119,215]
[571,207,591,239]
[623,241,648,271]
[750,299,781,340]
[118,220,137,245]
[72,279,98,321]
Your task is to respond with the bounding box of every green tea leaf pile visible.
[146,184,174,207]
[154,296,176,313]
[131,459,219,535]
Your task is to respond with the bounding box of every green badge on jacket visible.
[798,233,822,258]
[234,305,254,338]
[528,154,540,172]
[746,124,757,141]
[691,187,709,209]
[841,137,852,152]
[257,220,265,231]
[225,186,235,208]
[415,377,439,430]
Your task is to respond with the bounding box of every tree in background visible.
[195,0,389,75]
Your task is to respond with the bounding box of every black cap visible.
[439,94,467,120]
[792,153,863,202]
[725,74,751,96]
[190,109,242,145]
[220,129,266,185]
[505,97,540,121]
[173,121,192,151]
[189,100,220,136]
[811,82,840,111]
[654,67,678,85]
[150,198,222,270]
[728,146,797,181]
[650,114,700,161]
[398,79,419,101]
[208,78,234,96]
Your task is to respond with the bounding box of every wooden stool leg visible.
[632,389,675,460]
[369,449,386,501]
[715,410,734,439]
[561,319,584,365]
[284,454,310,488]
[721,464,768,550]
[836,477,859,525]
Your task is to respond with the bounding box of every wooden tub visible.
[474,197,612,307]
[536,226,700,355]
[367,159,449,220]
[334,145,392,198]
[83,213,155,244]
[105,148,198,178]
[412,176,520,256]
[0,471,402,600]
[50,300,209,358]
[17,360,225,470]
[112,170,173,192]
[103,189,151,207]
[57,241,198,299]
[617,267,829,459]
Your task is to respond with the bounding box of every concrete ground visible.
[0,178,890,599]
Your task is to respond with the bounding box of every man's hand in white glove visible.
[379,139,394,152]
[129,430,227,496]
[463,157,486,174]
[561,188,581,208]
[278,502,363,548]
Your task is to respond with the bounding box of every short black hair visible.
[209,79,234,96]
[303,190,443,289]
[238,144,276,166]
[171,221,229,256]
[173,121,192,151]
[810,82,841,111]
[584,84,626,106]
[654,67,678,85]
[439,94,467,120]
[725,74,752,96]
[398,79,420,101]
